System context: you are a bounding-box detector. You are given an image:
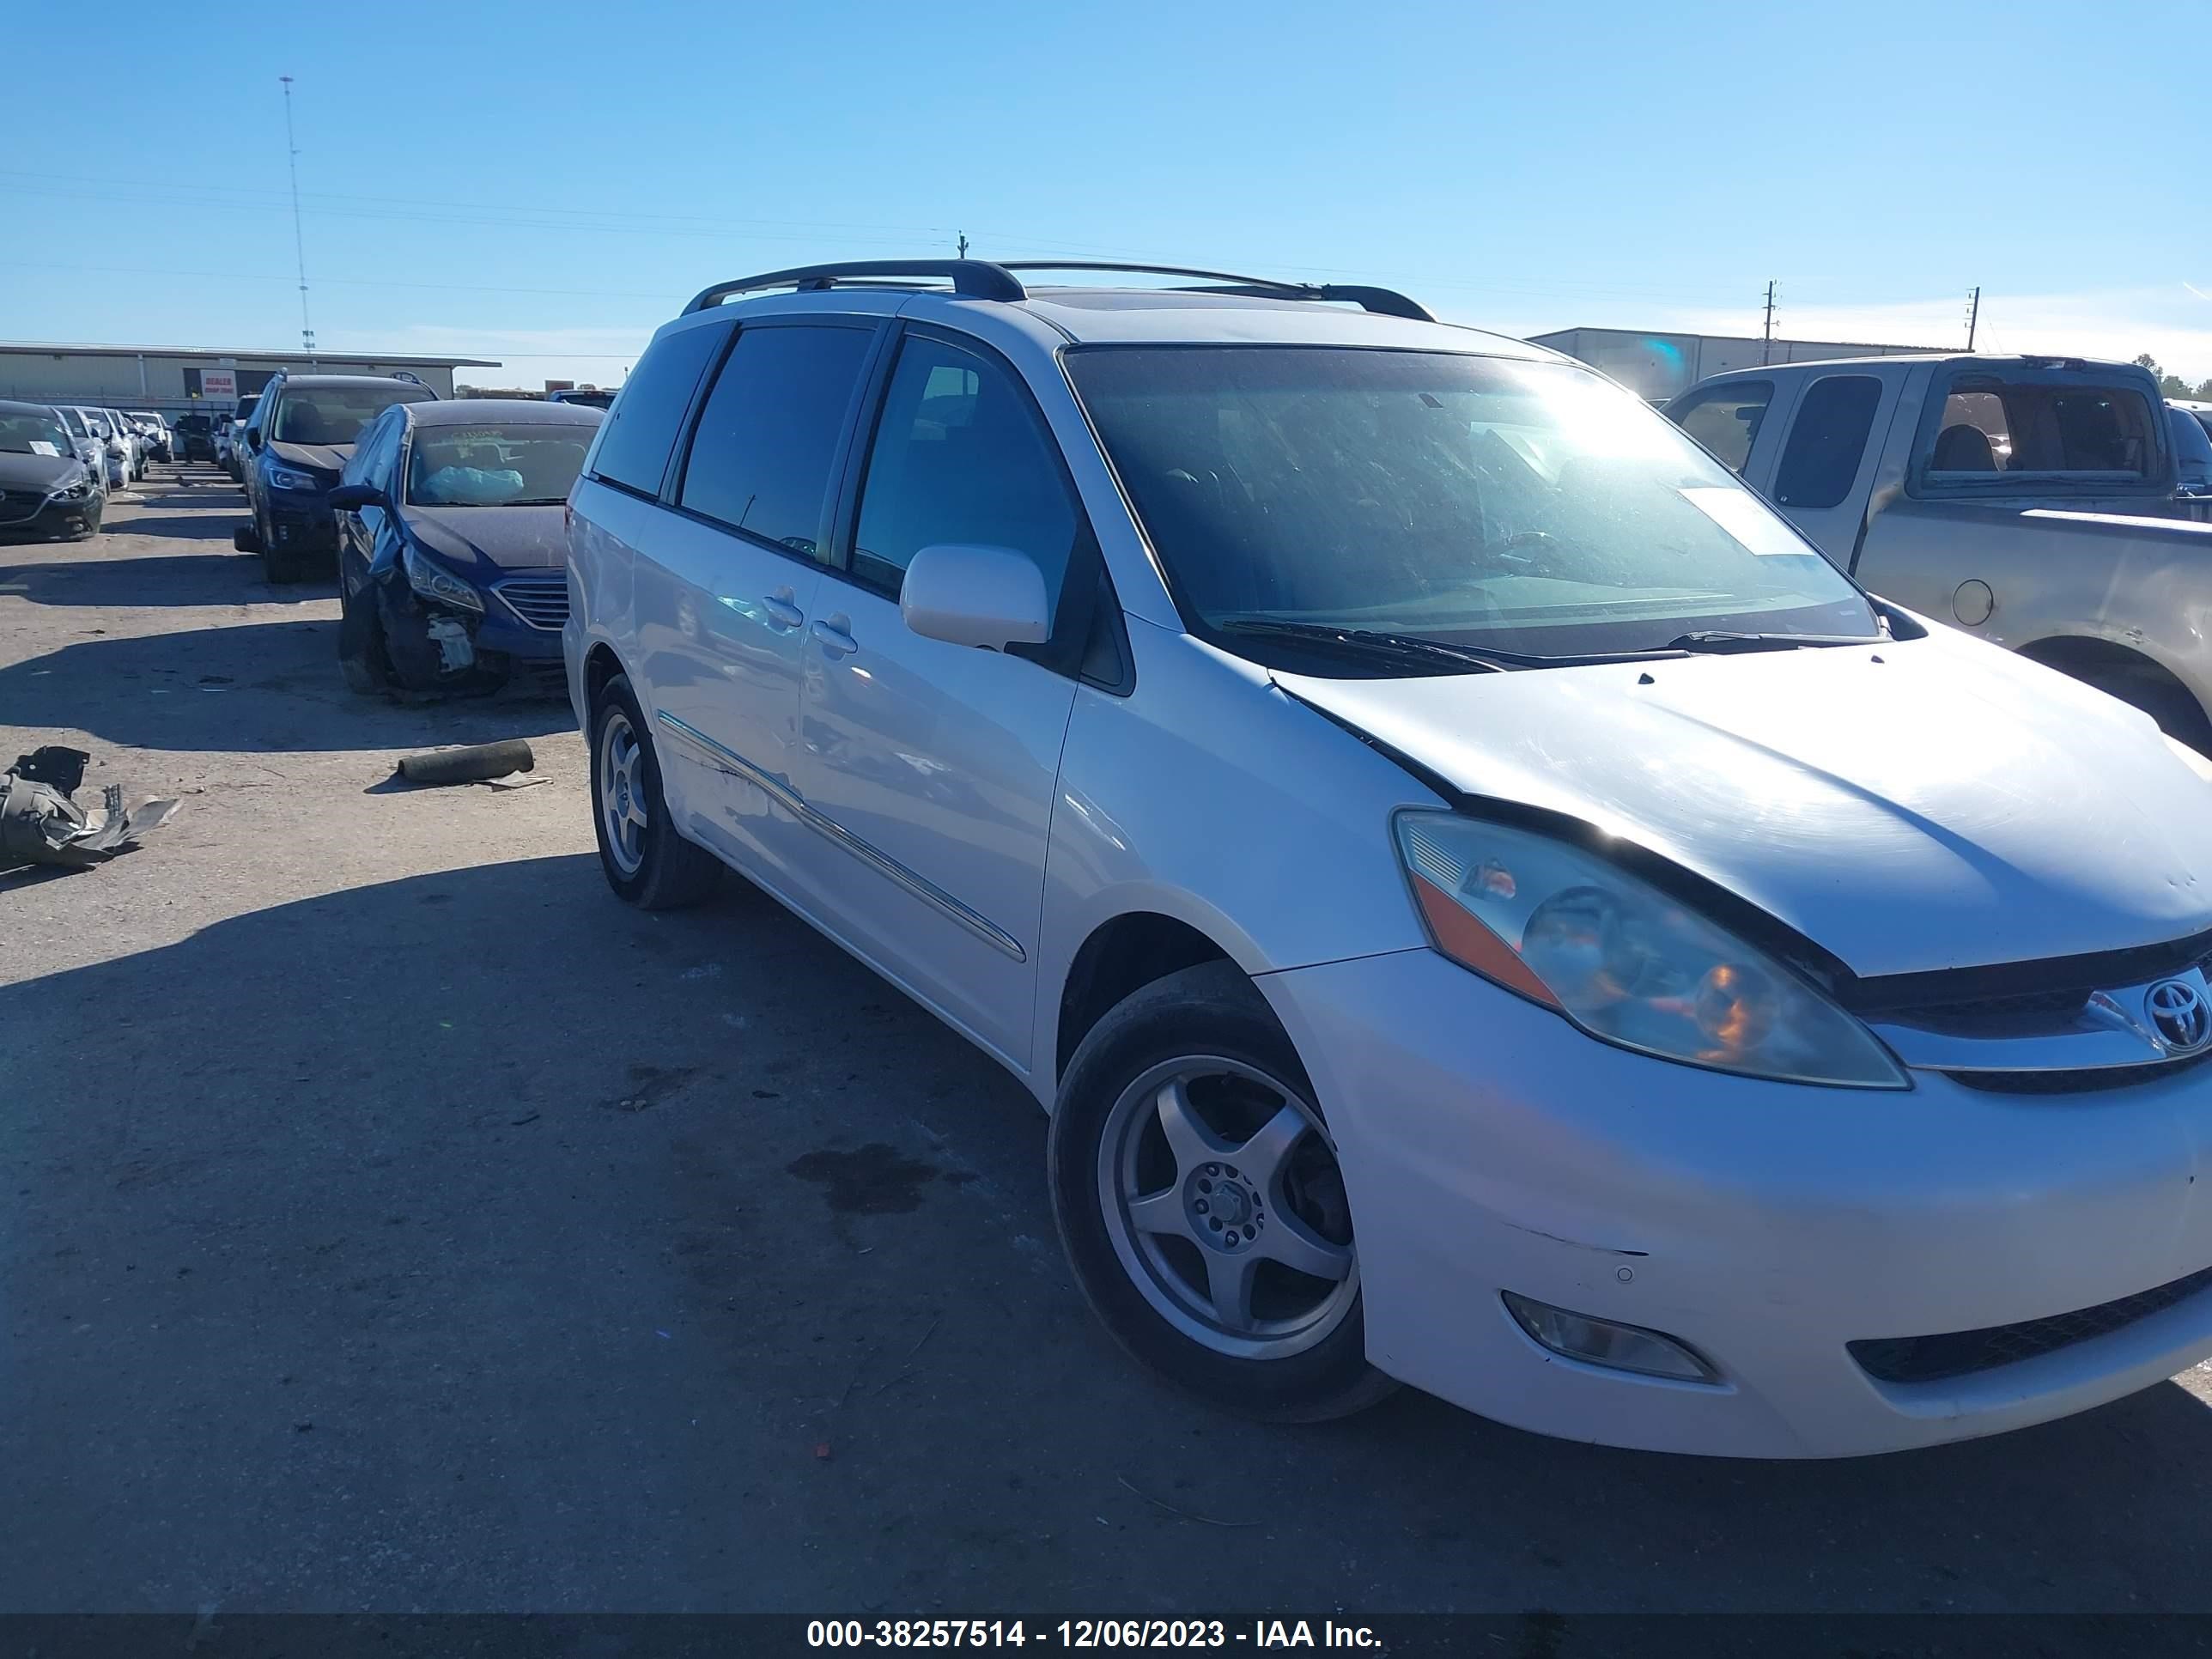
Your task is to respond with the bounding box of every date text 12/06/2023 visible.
[805,1620,1382,1649]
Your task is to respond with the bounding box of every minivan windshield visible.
[1066,348,1881,664]
[275,386,431,446]
[404,422,592,506]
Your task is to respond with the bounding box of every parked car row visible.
[0,396,178,541]
[549,258,2212,1460]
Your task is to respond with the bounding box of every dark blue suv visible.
[234,372,439,581]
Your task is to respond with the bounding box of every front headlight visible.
[1394,812,1907,1088]
[267,465,321,491]
[403,541,483,612]
[55,476,95,501]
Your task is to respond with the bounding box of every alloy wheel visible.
[1097,1055,1358,1360]
[597,709,648,877]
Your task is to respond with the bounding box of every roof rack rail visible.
[682,259,1024,314]
[995,261,1436,323]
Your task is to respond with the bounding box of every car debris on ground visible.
[392,738,538,787]
[1,745,178,869]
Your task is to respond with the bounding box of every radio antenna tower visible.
[280,75,315,356]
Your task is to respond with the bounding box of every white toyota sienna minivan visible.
[565,259,2212,1457]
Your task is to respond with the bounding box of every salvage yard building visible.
[0,342,499,418]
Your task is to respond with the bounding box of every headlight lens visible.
[403,541,483,612]
[1394,811,1906,1088]
[56,476,94,501]
[267,465,321,491]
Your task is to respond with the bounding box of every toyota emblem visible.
[2144,978,2212,1054]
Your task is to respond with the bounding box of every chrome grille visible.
[495,574,568,631]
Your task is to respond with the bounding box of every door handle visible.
[811,617,858,658]
[761,590,805,631]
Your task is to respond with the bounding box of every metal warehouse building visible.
[0,343,499,418]
[1528,327,1941,404]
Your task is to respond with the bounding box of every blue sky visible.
[8,0,2207,386]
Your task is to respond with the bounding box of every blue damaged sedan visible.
[329,398,603,698]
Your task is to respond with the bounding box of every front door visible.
[786,327,1097,1071]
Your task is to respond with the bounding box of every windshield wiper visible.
[1217,618,1682,672]
[1664,629,1887,654]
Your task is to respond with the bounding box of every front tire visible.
[1048,962,1394,1423]
[588,673,722,909]
[337,582,386,694]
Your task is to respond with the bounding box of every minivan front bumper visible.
[1261,946,2212,1458]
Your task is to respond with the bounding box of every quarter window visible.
[590,321,724,497]
[1772,375,1882,509]
[1669,381,1772,475]
[850,336,1077,608]
[677,324,876,555]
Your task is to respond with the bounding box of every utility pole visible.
[1965,285,1981,350]
[280,76,315,358]
[956,232,969,258]
[1761,280,1777,364]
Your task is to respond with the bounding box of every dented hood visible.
[401,503,568,571]
[1278,635,2212,977]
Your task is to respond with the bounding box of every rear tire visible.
[1048,961,1394,1424]
[588,673,723,909]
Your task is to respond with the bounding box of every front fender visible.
[1034,618,1442,1097]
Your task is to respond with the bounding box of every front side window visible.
[1772,374,1883,509]
[406,422,595,507]
[677,324,875,553]
[1668,380,1771,474]
[341,410,401,489]
[1066,347,1876,665]
[273,386,434,446]
[850,336,1078,606]
[590,322,725,496]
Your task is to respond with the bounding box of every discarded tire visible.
[395,739,536,787]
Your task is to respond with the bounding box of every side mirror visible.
[246,428,264,452]
[327,483,386,512]
[899,544,1050,652]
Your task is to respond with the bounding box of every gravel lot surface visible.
[8,470,2212,1633]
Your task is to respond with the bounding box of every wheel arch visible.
[1056,910,1243,1085]
[2015,634,2212,749]
[582,640,628,710]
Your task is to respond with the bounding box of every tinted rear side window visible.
[1772,374,1882,509]
[677,324,876,555]
[1669,380,1771,474]
[591,323,724,496]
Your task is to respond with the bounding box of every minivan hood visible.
[1278,635,2212,978]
